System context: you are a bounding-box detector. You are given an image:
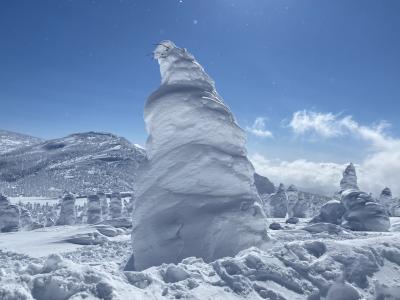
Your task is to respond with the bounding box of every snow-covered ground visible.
[1,218,400,299]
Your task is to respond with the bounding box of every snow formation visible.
[310,164,391,232]
[339,163,358,191]
[0,204,20,232]
[378,187,400,217]
[56,193,76,226]
[286,184,298,218]
[98,192,109,219]
[19,207,33,229]
[310,200,346,225]
[128,40,268,271]
[263,183,288,218]
[87,194,102,224]
[110,192,122,219]
[0,193,10,210]
[341,189,390,231]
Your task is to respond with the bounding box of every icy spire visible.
[154,40,216,90]
[286,184,298,218]
[127,40,268,271]
[339,163,358,191]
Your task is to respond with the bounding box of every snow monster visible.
[126,41,268,271]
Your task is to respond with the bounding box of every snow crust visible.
[1,219,400,299]
[129,40,268,271]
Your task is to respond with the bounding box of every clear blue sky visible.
[1,0,400,164]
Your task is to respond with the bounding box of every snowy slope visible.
[1,219,400,299]
[0,132,146,197]
[0,129,43,154]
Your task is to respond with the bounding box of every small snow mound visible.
[326,281,360,300]
[163,265,191,283]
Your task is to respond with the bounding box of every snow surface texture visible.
[128,40,268,271]
[1,218,400,299]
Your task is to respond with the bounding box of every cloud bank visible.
[246,117,273,138]
[251,110,400,197]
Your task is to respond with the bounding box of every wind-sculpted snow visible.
[339,163,358,191]
[310,164,391,232]
[310,200,346,225]
[379,187,400,217]
[263,183,288,217]
[341,189,390,232]
[56,193,76,226]
[286,185,298,218]
[98,192,109,219]
[0,204,20,232]
[19,207,33,229]
[87,195,102,224]
[0,193,10,209]
[110,192,122,219]
[128,40,268,271]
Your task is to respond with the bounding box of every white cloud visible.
[251,110,400,196]
[246,117,273,138]
[289,110,348,137]
[250,154,344,195]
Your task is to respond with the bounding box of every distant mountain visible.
[0,130,43,154]
[254,173,275,195]
[0,131,146,197]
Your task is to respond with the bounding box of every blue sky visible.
[1,0,400,194]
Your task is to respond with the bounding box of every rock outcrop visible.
[254,173,275,195]
[127,40,268,271]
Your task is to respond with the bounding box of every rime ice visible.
[127,41,268,271]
